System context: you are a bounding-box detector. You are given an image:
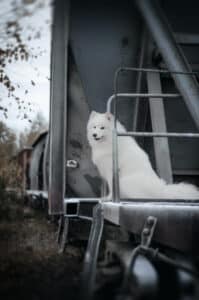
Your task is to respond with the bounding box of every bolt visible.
[147,216,155,226]
[143,228,150,236]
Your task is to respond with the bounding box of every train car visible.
[28,0,199,299]
[17,147,32,193]
[29,131,48,191]
[25,131,48,208]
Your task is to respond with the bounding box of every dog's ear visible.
[90,111,97,119]
[105,112,113,121]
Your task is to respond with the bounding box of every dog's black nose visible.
[93,133,97,138]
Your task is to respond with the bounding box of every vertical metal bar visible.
[49,0,70,214]
[113,73,118,129]
[113,73,120,202]
[81,204,104,300]
[135,0,199,130]
[58,217,69,254]
[147,72,173,183]
[101,179,107,200]
[112,129,120,202]
[43,133,49,191]
[56,216,64,244]
[132,28,147,131]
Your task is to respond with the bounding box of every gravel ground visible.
[0,195,84,300]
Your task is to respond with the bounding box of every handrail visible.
[110,67,199,203]
[107,92,180,113]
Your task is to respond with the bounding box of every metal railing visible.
[106,67,199,203]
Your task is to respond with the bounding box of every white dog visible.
[87,111,199,200]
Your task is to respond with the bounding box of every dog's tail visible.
[163,182,199,199]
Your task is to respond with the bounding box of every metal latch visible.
[141,216,157,248]
[66,160,78,169]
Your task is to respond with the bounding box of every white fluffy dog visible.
[87,111,199,200]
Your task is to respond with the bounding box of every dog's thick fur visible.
[87,111,199,200]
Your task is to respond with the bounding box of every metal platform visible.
[103,200,199,254]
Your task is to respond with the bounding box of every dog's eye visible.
[100,127,105,130]
[93,126,96,129]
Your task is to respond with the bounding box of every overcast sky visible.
[0,0,51,134]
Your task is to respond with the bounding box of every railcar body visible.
[29,131,48,191]
[27,0,199,299]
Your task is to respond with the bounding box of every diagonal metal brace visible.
[121,216,157,294]
[81,203,104,300]
[57,216,69,254]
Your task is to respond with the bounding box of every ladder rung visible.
[117,132,199,138]
[115,66,199,76]
[107,92,180,113]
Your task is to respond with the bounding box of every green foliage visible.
[0,121,21,189]
[19,111,48,147]
[0,175,22,220]
[0,121,17,161]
